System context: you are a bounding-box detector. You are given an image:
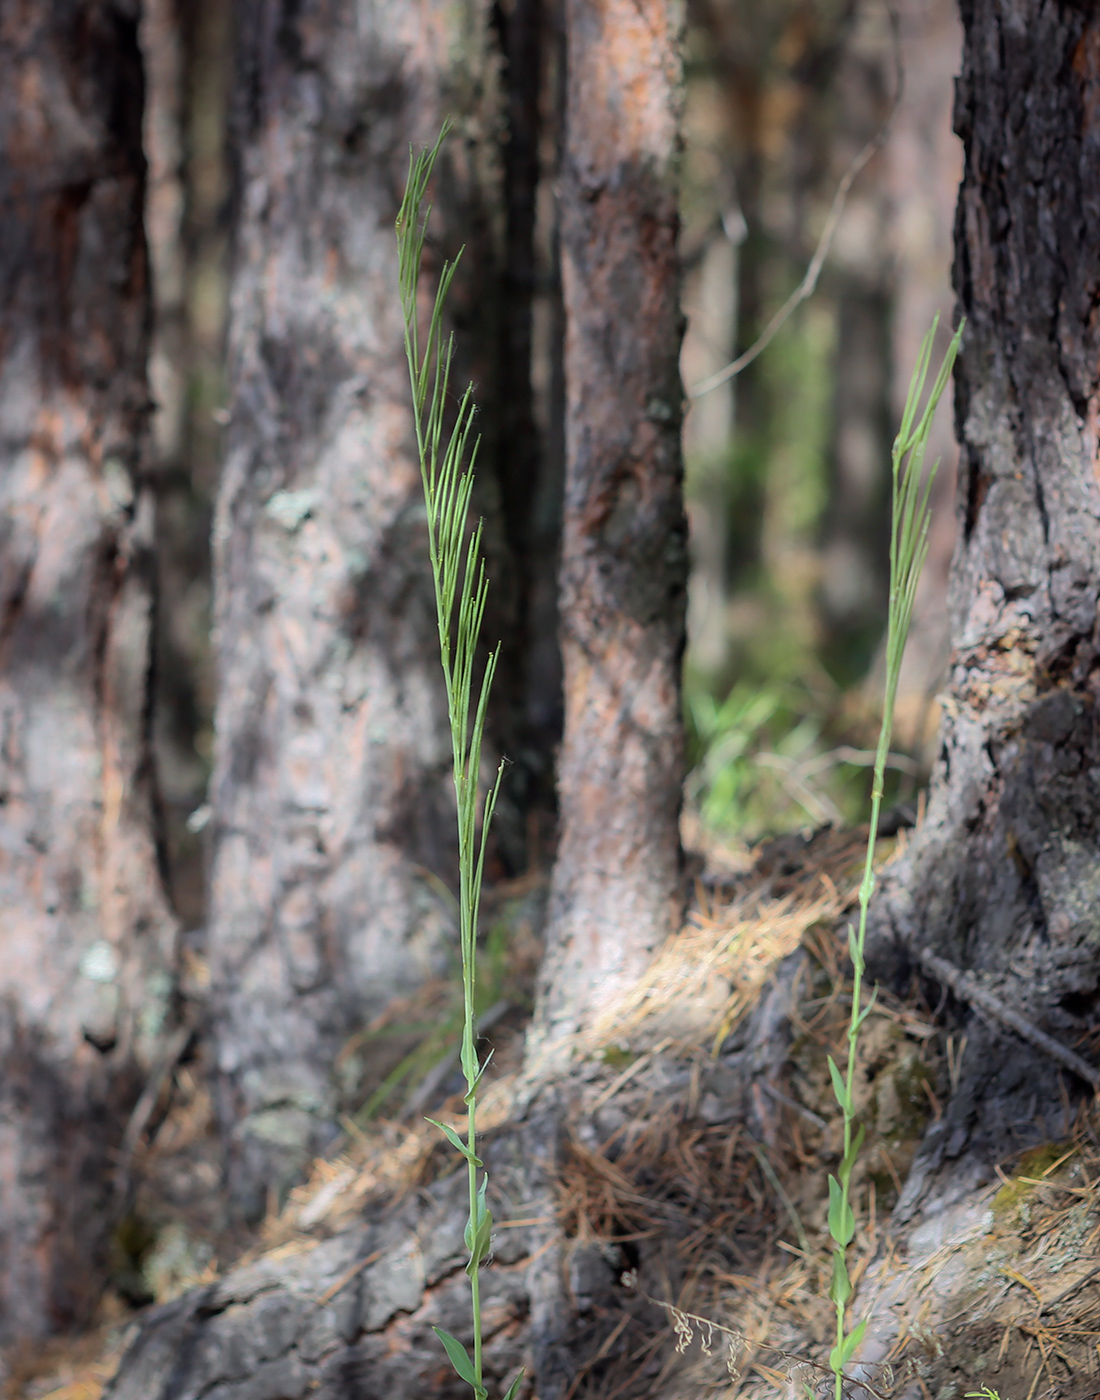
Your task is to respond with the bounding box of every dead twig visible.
[114,1025,193,1203]
[314,1247,384,1307]
[919,950,1100,1091]
[690,4,903,398]
[1039,1262,1100,1316]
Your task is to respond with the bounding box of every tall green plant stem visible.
[827,317,963,1400]
[396,129,515,1400]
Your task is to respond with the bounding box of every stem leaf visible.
[827,1175,855,1248]
[426,1117,483,1168]
[827,1056,850,1115]
[433,1328,478,1388]
[465,1175,493,1273]
[501,1370,526,1400]
[464,1048,494,1103]
[829,1317,868,1372]
[839,1123,866,1186]
[830,1247,852,1305]
[853,985,879,1031]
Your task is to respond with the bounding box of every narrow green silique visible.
[826,316,963,1400]
[396,126,522,1400]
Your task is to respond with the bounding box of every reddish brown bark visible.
[0,0,175,1339]
[531,0,689,1057]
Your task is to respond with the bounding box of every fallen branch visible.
[114,1025,193,1203]
[1038,1261,1100,1316]
[918,950,1100,1091]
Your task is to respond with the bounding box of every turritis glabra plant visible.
[826,315,962,1400]
[397,129,521,1400]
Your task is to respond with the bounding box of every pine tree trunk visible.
[0,0,176,1340]
[529,0,689,1060]
[105,3,693,1390]
[871,0,1100,1172]
[209,0,505,1219]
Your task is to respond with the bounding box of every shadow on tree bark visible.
[0,0,178,1341]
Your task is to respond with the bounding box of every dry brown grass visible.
[10,826,1098,1400]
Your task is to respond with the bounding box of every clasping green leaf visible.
[827,1175,855,1247]
[827,1056,850,1115]
[433,1328,478,1387]
[830,1247,852,1305]
[465,1175,493,1274]
[839,1123,865,1187]
[426,1117,483,1167]
[464,1048,494,1103]
[829,1317,868,1372]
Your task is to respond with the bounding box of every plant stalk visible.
[397,126,510,1400]
[829,316,962,1400]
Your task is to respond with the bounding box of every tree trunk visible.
[884,0,963,716]
[870,0,1100,1173]
[209,0,506,1219]
[104,0,693,1386]
[95,4,1100,1394]
[0,0,176,1340]
[493,0,565,813]
[529,0,689,1060]
[141,0,230,931]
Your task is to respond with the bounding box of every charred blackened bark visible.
[871,0,1100,1167]
[210,0,504,1218]
[530,0,689,1058]
[0,0,176,1339]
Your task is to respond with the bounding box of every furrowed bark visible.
[871,0,1100,1172]
[210,0,503,1218]
[0,0,176,1339]
[530,0,689,1060]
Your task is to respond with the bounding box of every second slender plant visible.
[826,315,963,1400]
[397,129,520,1400]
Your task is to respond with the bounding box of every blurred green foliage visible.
[683,302,902,842]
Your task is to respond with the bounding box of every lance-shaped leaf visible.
[502,1369,525,1400]
[829,1317,868,1373]
[433,1328,478,1388]
[464,1048,495,1104]
[426,1117,483,1167]
[828,1056,850,1115]
[827,1175,855,1248]
[838,1123,865,1187]
[830,1247,852,1305]
[465,1175,493,1274]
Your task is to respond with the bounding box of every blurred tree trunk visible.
[0,0,176,1340]
[529,0,688,1061]
[872,0,1100,1172]
[209,0,509,1219]
[885,0,963,721]
[141,0,229,930]
[816,7,893,686]
[104,1,690,1392]
[494,0,565,814]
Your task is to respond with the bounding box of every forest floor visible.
[5,826,1100,1400]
